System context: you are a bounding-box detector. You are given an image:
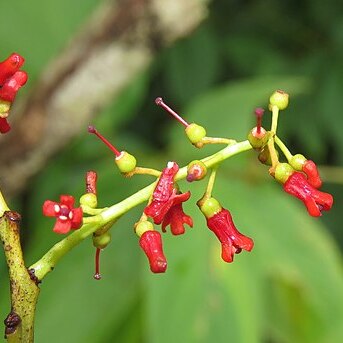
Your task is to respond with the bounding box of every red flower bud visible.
[206,208,254,263]
[139,230,167,273]
[0,71,28,102]
[284,172,333,217]
[0,53,25,85]
[302,160,322,189]
[43,195,83,234]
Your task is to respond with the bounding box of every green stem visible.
[0,190,10,216]
[199,137,237,146]
[125,167,161,177]
[197,167,218,207]
[267,137,279,170]
[0,211,40,343]
[271,105,279,133]
[275,136,293,161]
[30,140,253,280]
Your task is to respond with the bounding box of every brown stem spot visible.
[4,311,21,336]
[28,268,42,285]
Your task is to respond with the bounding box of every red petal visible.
[42,200,58,217]
[161,203,193,235]
[221,243,234,263]
[60,195,75,208]
[53,219,72,234]
[71,207,83,229]
[144,198,175,224]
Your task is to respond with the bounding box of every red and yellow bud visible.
[187,160,207,182]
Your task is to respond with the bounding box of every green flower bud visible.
[248,128,269,149]
[93,232,111,249]
[115,151,137,173]
[274,163,294,184]
[289,154,306,171]
[135,220,154,237]
[200,197,222,218]
[80,193,98,208]
[187,160,207,182]
[185,123,206,144]
[269,90,289,110]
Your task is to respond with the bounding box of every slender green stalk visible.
[0,190,10,216]
[271,105,279,133]
[199,137,237,146]
[275,136,293,161]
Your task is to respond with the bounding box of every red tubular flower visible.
[284,172,333,217]
[144,161,192,227]
[206,208,254,263]
[161,201,193,235]
[302,160,322,189]
[43,195,83,234]
[139,230,167,273]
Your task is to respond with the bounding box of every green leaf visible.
[163,24,221,103]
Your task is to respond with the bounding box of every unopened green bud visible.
[274,163,294,184]
[80,193,98,208]
[187,160,207,182]
[93,232,111,249]
[200,197,222,218]
[135,221,154,237]
[269,90,289,110]
[248,128,269,149]
[185,123,206,144]
[289,154,306,171]
[115,151,137,173]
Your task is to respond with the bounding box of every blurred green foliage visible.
[1,0,343,342]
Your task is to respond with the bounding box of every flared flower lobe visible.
[206,209,254,263]
[284,172,333,217]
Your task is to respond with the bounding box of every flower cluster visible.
[38,90,334,277]
[248,90,333,217]
[0,53,28,133]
